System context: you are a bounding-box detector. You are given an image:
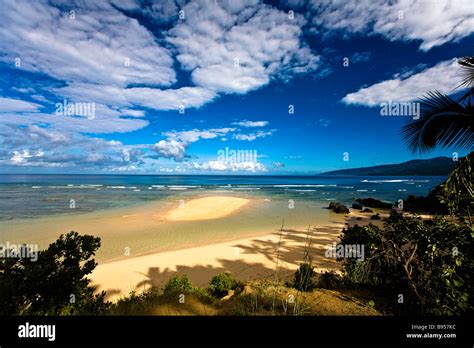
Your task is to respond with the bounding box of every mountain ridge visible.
[322,157,455,176]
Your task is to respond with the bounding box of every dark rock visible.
[328,202,350,214]
[362,208,373,213]
[355,198,392,209]
[351,203,363,210]
[370,213,381,220]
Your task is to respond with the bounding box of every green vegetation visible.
[439,152,473,222]
[208,272,242,298]
[291,262,317,291]
[338,211,473,315]
[0,231,110,315]
[162,275,195,295]
[111,278,381,316]
[1,118,472,316]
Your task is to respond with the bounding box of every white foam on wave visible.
[362,179,430,183]
[63,184,103,188]
[168,185,200,189]
[272,184,337,188]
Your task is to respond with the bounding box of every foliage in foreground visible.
[0,231,110,315]
[439,151,473,221]
[291,262,317,291]
[208,272,243,297]
[338,211,473,315]
[162,275,195,295]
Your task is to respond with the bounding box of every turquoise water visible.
[0,174,446,220]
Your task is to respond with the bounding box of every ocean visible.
[0,174,446,220]
[0,174,447,262]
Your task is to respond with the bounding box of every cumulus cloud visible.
[342,58,462,106]
[167,0,320,94]
[307,0,474,51]
[151,127,236,161]
[0,124,144,169]
[0,0,175,87]
[152,139,187,161]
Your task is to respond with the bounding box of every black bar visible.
[0,316,472,346]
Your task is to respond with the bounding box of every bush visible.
[292,262,316,291]
[316,271,343,289]
[162,275,194,295]
[208,272,241,298]
[0,231,110,315]
[339,211,473,315]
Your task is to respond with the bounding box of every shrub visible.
[339,211,473,315]
[208,272,241,298]
[292,262,316,291]
[162,275,194,295]
[0,231,110,315]
[316,271,343,289]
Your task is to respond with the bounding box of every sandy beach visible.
[91,195,353,301]
[164,196,250,221]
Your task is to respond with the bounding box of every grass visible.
[110,278,385,316]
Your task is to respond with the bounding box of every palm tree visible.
[401,56,473,153]
[401,56,473,220]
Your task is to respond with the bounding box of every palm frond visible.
[457,56,474,89]
[401,91,474,153]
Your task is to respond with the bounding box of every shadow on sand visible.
[129,225,342,293]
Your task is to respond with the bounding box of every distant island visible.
[323,156,456,176]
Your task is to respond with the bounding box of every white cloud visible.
[0,1,175,87]
[151,127,237,161]
[11,149,44,165]
[233,130,274,141]
[0,124,144,169]
[188,160,267,172]
[342,58,462,106]
[0,111,148,134]
[232,120,269,127]
[124,87,217,111]
[55,83,217,112]
[152,139,187,161]
[167,0,320,94]
[163,128,236,143]
[308,0,474,51]
[0,98,43,113]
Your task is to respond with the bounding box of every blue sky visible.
[0,0,473,174]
